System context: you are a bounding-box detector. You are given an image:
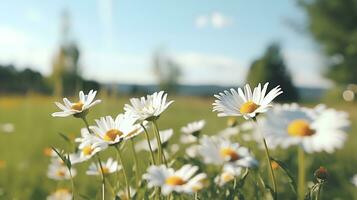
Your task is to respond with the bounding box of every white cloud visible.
[172,52,247,85]
[283,49,333,88]
[195,12,232,29]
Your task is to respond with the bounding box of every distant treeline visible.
[0,64,100,95]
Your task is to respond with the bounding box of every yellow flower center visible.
[71,102,84,111]
[220,147,239,161]
[99,167,110,174]
[56,170,66,177]
[271,161,279,170]
[287,119,315,137]
[222,172,234,182]
[103,129,123,141]
[82,146,93,156]
[165,176,186,186]
[240,101,259,114]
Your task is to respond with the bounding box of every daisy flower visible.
[215,165,244,186]
[116,187,136,200]
[52,90,101,118]
[124,91,174,122]
[180,120,206,144]
[259,104,350,153]
[47,188,72,200]
[198,136,258,168]
[75,128,108,161]
[213,83,282,119]
[135,129,174,151]
[47,160,76,180]
[143,164,207,195]
[90,113,143,145]
[217,127,240,139]
[351,175,357,187]
[86,157,121,176]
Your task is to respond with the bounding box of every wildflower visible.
[314,167,328,182]
[47,188,72,200]
[198,136,258,168]
[213,83,282,119]
[90,113,143,145]
[143,164,207,195]
[259,104,350,153]
[124,91,174,122]
[86,158,121,176]
[351,175,357,187]
[180,120,206,144]
[47,160,76,180]
[52,90,101,118]
[116,187,136,200]
[75,128,108,161]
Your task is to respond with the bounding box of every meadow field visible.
[0,95,356,199]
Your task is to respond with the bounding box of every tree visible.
[152,49,182,93]
[299,0,357,84]
[246,43,299,101]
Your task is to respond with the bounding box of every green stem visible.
[81,117,92,134]
[68,168,75,200]
[298,147,305,200]
[96,155,105,200]
[253,118,278,200]
[130,139,140,188]
[115,145,130,200]
[152,120,165,166]
[141,124,156,165]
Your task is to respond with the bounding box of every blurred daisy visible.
[143,164,207,195]
[185,145,199,158]
[124,91,174,122]
[52,90,101,118]
[116,187,136,200]
[260,104,350,153]
[217,127,240,139]
[351,175,357,187]
[136,129,173,152]
[47,188,72,200]
[86,157,121,176]
[90,113,143,145]
[180,120,206,144]
[47,160,76,180]
[215,165,243,186]
[213,83,282,119]
[198,136,258,168]
[1,123,14,133]
[75,128,108,161]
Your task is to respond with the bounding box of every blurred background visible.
[0,0,356,199]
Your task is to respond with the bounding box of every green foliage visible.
[0,65,51,94]
[246,43,299,101]
[299,0,357,84]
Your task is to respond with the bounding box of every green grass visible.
[0,95,356,199]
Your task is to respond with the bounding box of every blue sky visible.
[0,0,332,87]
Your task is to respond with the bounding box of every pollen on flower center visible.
[104,129,123,141]
[287,119,315,137]
[240,101,259,114]
[220,147,239,161]
[71,102,84,111]
[82,146,93,156]
[56,170,65,177]
[165,176,186,186]
[222,172,234,182]
[99,166,110,174]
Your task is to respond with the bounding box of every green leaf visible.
[271,157,297,194]
[58,132,71,143]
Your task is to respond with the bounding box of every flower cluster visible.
[46,83,351,200]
